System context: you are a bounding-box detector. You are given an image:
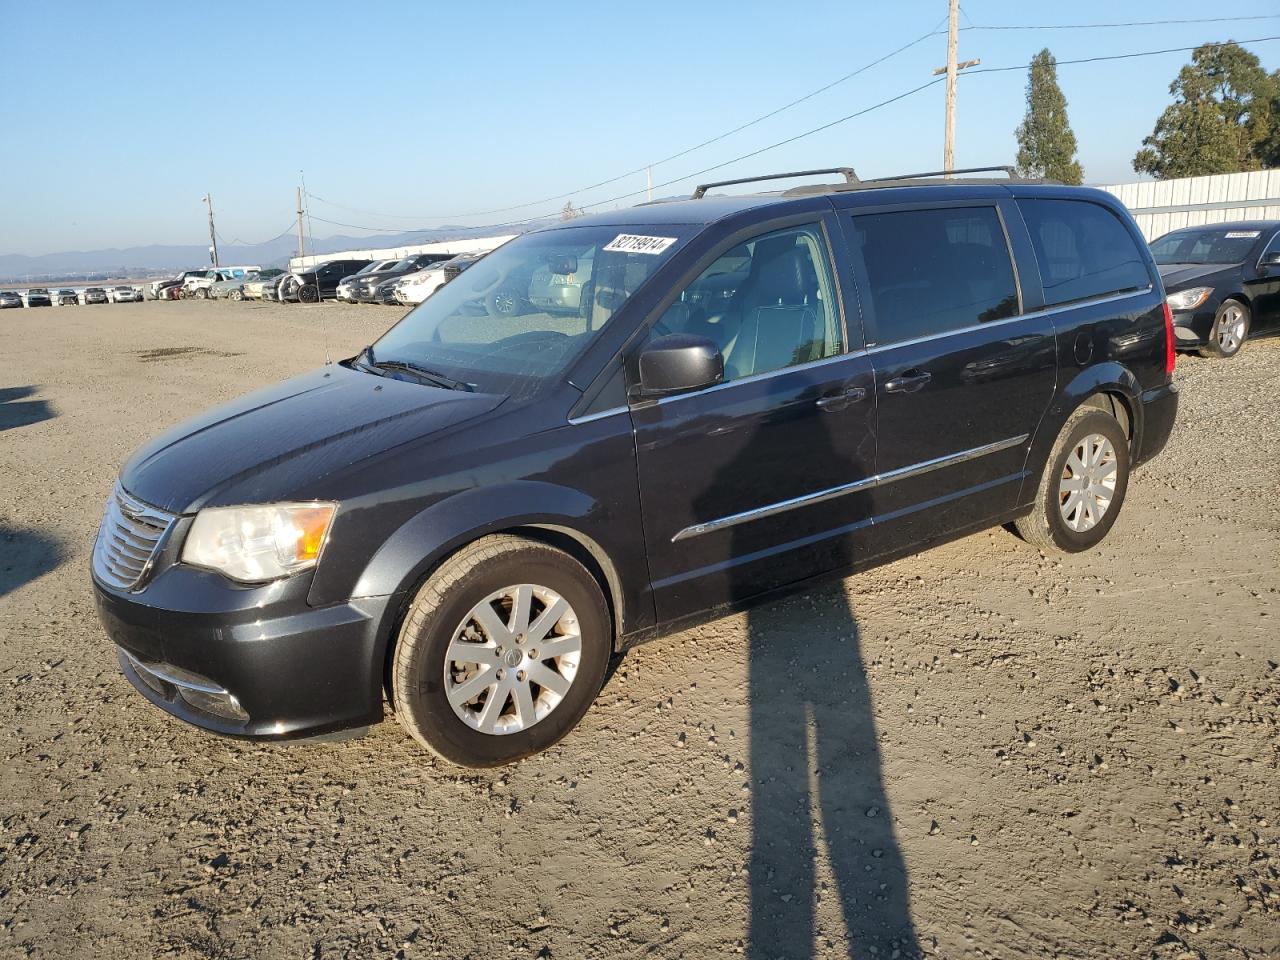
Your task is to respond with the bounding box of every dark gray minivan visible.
[92,167,1178,766]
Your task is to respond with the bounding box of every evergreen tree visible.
[1015,49,1084,184]
[1133,42,1279,179]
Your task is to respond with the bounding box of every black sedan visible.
[352,253,451,303]
[1151,221,1280,358]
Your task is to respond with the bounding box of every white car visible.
[336,260,397,302]
[107,285,143,303]
[392,265,449,305]
[182,265,262,299]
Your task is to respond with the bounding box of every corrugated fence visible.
[1099,169,1280,240]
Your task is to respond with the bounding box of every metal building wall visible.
[1098,169,1280,240]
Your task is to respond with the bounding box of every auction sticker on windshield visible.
[1225,231,1261,239]
[603,234,677,255]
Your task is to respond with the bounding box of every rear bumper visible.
[1135,381,1178,467]
[94,568,393,739]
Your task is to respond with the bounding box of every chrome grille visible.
[92,485,176,591]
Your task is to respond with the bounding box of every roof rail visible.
[861,165,1019,183]
[692,167,859,199]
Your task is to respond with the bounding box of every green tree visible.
[1015,49,1083,184]
[1133,42,1280,179]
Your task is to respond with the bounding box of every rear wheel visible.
[1198,300,1249,358]
[1013,406,1130,553]
[392,535,611,767]
[230,288,244,301]
[195,287,209,300]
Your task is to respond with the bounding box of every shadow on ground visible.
[0,386,55,433]
[0,525,66,600]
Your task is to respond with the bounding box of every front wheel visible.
[1013,406,1130,554]
[195,287,209,300]
[392,535,611,767]
[1198,300,1249,358]
[298,284,319,303]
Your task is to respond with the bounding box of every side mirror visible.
[634,334,723,398]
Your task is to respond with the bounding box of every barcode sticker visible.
[604,234,677,255]
[1224,231,1260,239]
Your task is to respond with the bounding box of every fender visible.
[1017,361,1144,507]
[350,479,639,641]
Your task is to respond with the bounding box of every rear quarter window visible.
[1019,199,1151,307]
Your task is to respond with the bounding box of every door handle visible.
[883,370,932,394]
[816,386,868,411]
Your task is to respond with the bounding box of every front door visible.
[629,220,877,624]
[839,201,1057,552]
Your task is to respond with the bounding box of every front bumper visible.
[1170,306,1215,347]
[94,567,394,739]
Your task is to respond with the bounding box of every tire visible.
[1013,406,1130,554]
[1197,300,1249,358]
[230,289,244,301]
[298,284,319,304]
[484,287,519,317]
[392,534,611,767]
[195,287,209,300]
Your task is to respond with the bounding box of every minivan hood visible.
[121,365,503,513]
[1156,262,1237,289]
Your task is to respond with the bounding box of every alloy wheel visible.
[443,584,582,735]
[1058,432,1118,532]
[1217,303,1246,353]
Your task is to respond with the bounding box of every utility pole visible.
[202,194,219,267]
[932,0,979,175]
[296,186,306,259]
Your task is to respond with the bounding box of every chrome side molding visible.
[671,433,1029,541]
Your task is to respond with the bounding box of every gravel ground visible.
[1,299,1277,960]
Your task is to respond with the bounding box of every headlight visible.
[181,503,336,582]
[1165,286,1213,311]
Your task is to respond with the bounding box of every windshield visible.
[1150,228,1264,265]
[367,224,691,399]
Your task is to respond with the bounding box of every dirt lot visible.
[1,299,1277,960]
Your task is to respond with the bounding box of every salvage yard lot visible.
[1,300,1277,959]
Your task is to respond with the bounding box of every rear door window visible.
[846,206,1019,346]
[1018,199,1151,307]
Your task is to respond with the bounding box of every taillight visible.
[1162,301,1176,377]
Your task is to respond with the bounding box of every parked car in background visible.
[1149,221,1280,358]
[261,273,292,302]
[1,290,25,308]
[23,288,52,307]
[352,254,452,303]
[151,270,207,300]
[288,258,373,303]
[392,253,485,305]
[55,289,80,306]
[371,275,405,305]
[84,287,109,304]
[108,285,143,303]
[336,260,397,302]
[156,282,183,301]
[241,270,286,300]
[185,267,261,299]
[212,269,283,300]
[91,167,1178,766]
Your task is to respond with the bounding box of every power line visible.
[216,222,298,248]
[964,35,1280,74]
[304,27,1280,235]
[962,14,1280,31]
[304,21,952,224]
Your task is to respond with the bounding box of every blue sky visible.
[2,0,1278,255]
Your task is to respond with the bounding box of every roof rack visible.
[692,167,859,199]
[861,165,1019,183]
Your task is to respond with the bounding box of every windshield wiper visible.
[360,349,472,391]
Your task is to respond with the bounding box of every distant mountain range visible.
[0,222,553,283]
